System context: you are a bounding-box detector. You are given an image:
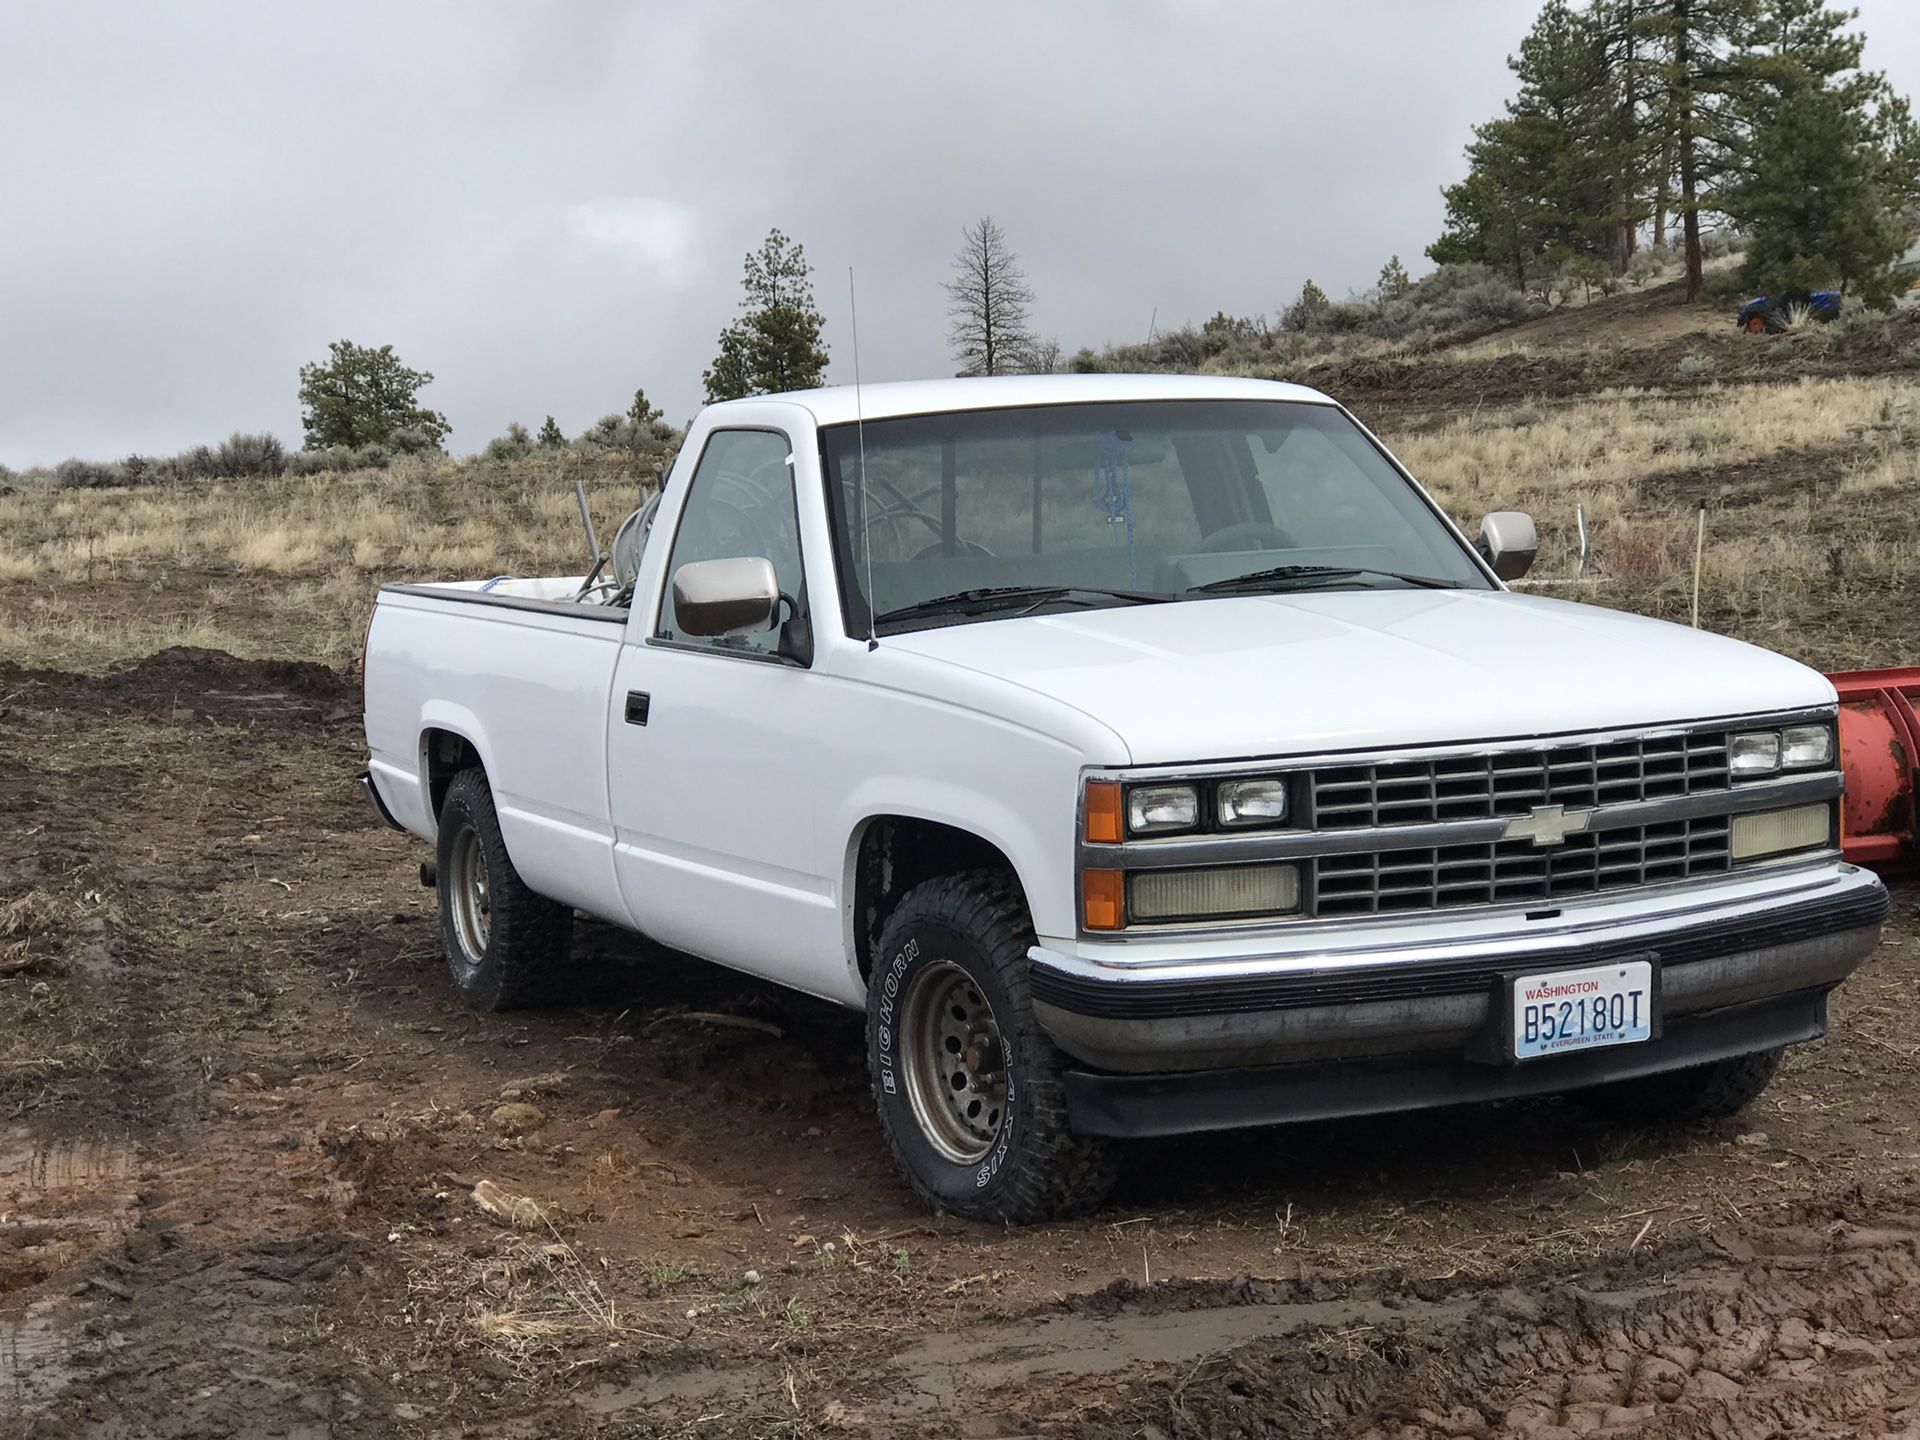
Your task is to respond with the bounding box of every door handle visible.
[624,691,650,726]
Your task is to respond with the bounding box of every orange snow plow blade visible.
[1829,667,1920,873]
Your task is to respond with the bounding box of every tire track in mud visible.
[840,1205,1920,1438]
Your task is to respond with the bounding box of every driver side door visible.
[604,427,843,998]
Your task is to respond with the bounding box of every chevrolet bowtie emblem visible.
[1503,803,1595,847]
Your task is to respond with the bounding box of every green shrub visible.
[213,432,287,478]
[286,448,341,477]
[482,424,533,462]
[53,458,127,489]
[1626,244,1678,287]
[1701,229,1744,259]
[386,424,442,457]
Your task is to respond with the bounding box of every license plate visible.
[1512,960,1653,1061]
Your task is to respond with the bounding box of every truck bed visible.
[363,578,632,924]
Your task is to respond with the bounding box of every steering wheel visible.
[694,461,788,566]
[1201,521,1295,553]
[910,539,997,560]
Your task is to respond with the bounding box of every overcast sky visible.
[4,1,1917,466]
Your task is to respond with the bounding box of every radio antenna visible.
[849,266,877,650]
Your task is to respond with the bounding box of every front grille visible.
[1313,814,1734,917]
[1311,729,1731,830]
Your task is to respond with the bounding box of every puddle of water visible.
[0,1301,80,1413]
[887,1292,1475,1406]
[575,1362,774,1415]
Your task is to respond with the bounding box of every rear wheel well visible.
[423,729,483,821]
[852,816,1029,985]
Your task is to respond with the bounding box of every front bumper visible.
[1063,989,1831,1138]
[1030,862,1887,1075]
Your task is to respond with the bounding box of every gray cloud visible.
[4,0,1916,464]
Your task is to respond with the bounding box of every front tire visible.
[1576,1047,1782,1123]
[867,871,1115,1223]
[436,767,573,1011]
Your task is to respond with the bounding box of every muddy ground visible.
[3,647,1920,1440]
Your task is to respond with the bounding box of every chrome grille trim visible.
[1077,771,1839,871]
[1076,710,1845,933]
[1311,730,1731,830]
[1313,815,1735,917]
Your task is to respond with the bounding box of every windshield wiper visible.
[874,584,1172,626]
[1188,564,1464,595]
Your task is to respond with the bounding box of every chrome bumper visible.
[1030,863,1887,1073]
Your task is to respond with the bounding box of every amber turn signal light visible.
[1082,869,1125,931]
[1084,780,1124,844]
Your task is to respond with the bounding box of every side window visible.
[655,429,803,656]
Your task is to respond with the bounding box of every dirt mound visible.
[1454,278,1717,354]
[0,645,354,722]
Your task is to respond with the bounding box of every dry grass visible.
[2,372,1916,674]
[1391,374,1920,666]
[1397,374,1917,519]
[0,453,651,669]
[397,1225,674,1382]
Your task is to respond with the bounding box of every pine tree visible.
[537,415,565,449]
[1430,115,1568,287]
[1729,80,1917,306]
[627,388,662,431]
[296,341,450,451]
[944,216,1038,376]
[1376,255,1413,300]
[703,229,829,402]
[1280,279,1332,332]
[1430,2,1634,283]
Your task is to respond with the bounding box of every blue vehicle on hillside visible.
[1737,290,1840,332]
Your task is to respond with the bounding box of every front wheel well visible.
[851,816,1030,985]
[422,728,484,820]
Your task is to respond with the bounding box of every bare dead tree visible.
[944,216,1037,376]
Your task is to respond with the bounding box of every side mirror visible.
[671,556,780,637]
[1478,511,1538,581]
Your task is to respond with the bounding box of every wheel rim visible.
[900,961,1008,1165]
[446,823,491,967]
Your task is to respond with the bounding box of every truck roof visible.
[709,373,1338,428]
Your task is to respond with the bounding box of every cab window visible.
[655,429,804,658]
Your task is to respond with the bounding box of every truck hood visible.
[882,590,1836,764]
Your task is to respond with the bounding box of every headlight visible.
[1781,724,1834,768]
[1218,777,1289,827]
[1127,784,1199,835]
[1730,725,1835,778]
[1728,731,1781,777]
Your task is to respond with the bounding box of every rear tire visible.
[867,870,1115,1223]
[1576,1047,1782,1123]
[435,767,574,1011]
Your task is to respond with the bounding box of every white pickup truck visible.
[361,374,1886,1222]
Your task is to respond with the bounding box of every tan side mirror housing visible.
[1478,511,1538,581]
[671,556,780,637]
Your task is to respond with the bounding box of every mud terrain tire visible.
[867,871,1115,1223]
[1576,1046,1783,1122]
[436,767,574,1011]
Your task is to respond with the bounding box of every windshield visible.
[820,399,1489,634]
